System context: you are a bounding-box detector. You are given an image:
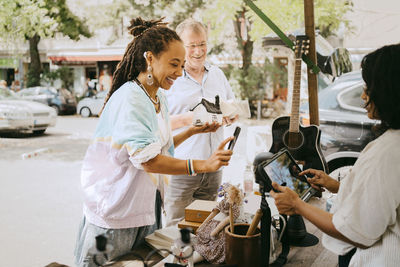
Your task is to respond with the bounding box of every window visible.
[337,84,366,113]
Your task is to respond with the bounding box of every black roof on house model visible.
[190,95,222,114]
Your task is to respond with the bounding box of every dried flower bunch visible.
[217,183,244,206]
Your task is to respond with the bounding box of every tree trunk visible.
[233,8,253,74]
[233,7,254,101]
[27,34,42,87]
[242,38,253,74]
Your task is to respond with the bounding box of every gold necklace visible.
[134,79,160,105]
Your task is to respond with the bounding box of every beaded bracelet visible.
[185,159,190,175]
[187,159,197,176]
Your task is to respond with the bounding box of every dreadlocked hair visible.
[102,17,181,111]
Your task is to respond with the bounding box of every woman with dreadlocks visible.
[74,17,233,266]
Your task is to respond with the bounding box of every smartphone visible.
[227,126,241,151]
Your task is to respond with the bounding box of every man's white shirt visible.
[165,62,235,160]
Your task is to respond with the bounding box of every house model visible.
[191,95,223,126]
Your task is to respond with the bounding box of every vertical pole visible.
[304,0,319,126]
[260,192,271,267]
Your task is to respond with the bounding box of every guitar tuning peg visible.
[306,40,310,43]
[306,45,310,48]
[292,46,296,50]
[305,51,309,55]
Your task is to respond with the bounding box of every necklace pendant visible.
[134,79,160,105]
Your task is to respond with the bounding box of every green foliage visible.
[202,0,353,49]
[249,0,353,39]
[201,0,353,102]
[41,67,74,90]
[224,58,286,102]
[208,44,226,56]
[0,0,92,42]
[26,68,41,88]
[85,0,206,44]
[44,0,91,40]
[0,0,55,42]
[1,0,91,88]
[265,59,288,92]
[161,0,207,28]
[229,64,265,101]
[57,67,74,90]
[314,0,354,37]
[41,68,60,86]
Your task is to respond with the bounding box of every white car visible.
[0,88,57,134]
[77,90,107,117]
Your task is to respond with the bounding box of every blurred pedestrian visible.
[0,80,8,90]
[99,66,112,92]
[10,80,20,92]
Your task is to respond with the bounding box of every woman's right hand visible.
[201,137,233,172]
[299,168,340,193]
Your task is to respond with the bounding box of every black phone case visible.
[228,126,241,150]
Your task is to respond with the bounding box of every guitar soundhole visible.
[283,131,304,150]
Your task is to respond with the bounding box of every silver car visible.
[16,86,77,115]
[77,90,107,117]
[300,71,379,174]
[0,88,57,134]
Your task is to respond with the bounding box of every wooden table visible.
[109,197,338,267]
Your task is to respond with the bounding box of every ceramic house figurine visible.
[191,96,223,126]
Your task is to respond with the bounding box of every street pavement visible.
[0,115,273,267]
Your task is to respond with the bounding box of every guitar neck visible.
[289,59,302,133]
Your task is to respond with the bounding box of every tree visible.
[84,0,207,45]
[0,0,91,87]
[201,0,353,102]
[82,0,353,103]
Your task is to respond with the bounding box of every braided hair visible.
[102,17,181,109]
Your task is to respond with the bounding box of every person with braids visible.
[270,44,400,267]
[74,17,233,267]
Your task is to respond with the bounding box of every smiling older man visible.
[164,18,236,227]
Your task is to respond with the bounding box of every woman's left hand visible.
[269,182,301,215]
[189,122,221,135]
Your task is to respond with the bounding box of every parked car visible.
[16,86,77,115]
[300,71,380,174]
[77,90,107,117]
[0,88,57,134]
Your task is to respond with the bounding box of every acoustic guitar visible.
[269,35,328,173]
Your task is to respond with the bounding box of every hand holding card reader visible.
[255,149,317,202]
[227,126,241,151]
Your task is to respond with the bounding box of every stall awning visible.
[49,54,123,64]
